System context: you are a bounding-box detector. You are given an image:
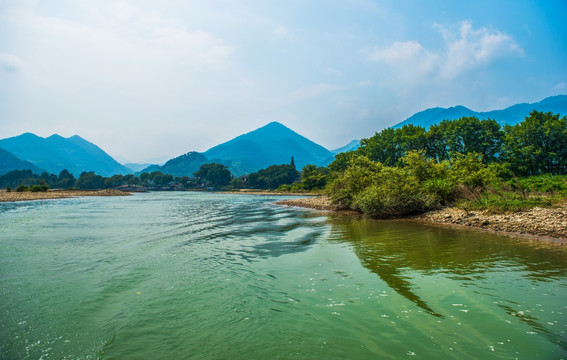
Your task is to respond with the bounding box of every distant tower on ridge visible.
[290,156,296,169]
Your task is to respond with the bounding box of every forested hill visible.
[393,95,567,129]
[203,122,334,176]
[0,133,132,177]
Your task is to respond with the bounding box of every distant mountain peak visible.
[200,121,334,176]
[0,132,131,177]
[393,95,567,129]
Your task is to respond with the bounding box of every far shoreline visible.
[0,189,132,203]
[276,196,567,244]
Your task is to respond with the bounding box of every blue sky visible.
[1,0,566,163]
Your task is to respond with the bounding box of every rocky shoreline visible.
[276,196,567,243]
[0,189,132,202]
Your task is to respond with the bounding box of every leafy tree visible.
[57,170,76,188]
[247,164,299,189]
[301,164,328,190]
[194,163,232,186]
[358,125,427,166]
[427,117,503,162]
[502,111,567,175]
[76,172,104,189]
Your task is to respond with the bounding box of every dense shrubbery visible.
[326,151,500,217]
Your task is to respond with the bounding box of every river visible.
[1,192,566,359]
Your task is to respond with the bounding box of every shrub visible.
[6,187,11,192]
[16,185,29,192]
[30,184,49,192]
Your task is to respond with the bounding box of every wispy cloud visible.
[437,20,524,79]
[365,20,524,81]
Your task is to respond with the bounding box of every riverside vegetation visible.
[322,110,566,218]
[1,110,566,220]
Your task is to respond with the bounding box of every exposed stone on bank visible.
[277,196,567,241]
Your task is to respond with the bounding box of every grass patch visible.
[457,191,555,214]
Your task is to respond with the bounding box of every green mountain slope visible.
[0,133,132,177]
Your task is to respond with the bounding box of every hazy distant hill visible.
[393,95,567,129]
[140,152,208,177]
[203,122,334,176]
[124,162,154,172]
[331,140,360,154]
[0,133,132,177]
[0,147,46,175]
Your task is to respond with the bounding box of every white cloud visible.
[0,51,24,73]
[437,20,524,79]
[365,21,523,82]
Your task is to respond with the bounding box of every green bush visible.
[16,185,29,192]
[30,184,49,192]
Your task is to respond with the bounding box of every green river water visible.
[0,192,566,359]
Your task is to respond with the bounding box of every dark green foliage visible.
[57,170,76,188]
[358,125,427,166]
[16,185,28,192]
[194,163,232,186]
[427,117,503,162]
[327,151,501,218]
[300,164,328,190]
[247,164,299,190]
[30,184,49,192]
[76,172,105,190]
[502,111,567,175]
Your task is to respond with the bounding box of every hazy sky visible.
[1,0,566,163]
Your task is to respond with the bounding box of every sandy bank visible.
[0,189,132,203]
[276,196,567,242]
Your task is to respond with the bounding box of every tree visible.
[502,111,567,175]
[57,169,76,188]
[76,172,104,189]
[194,163,232,186]
[427,117,503,163]
[247,164,299,189]
[301,164,328,190]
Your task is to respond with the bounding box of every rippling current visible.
[1,192,566,359]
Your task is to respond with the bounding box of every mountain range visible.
[143,122,339,177]
[393,95,567,129]
[1,95,565,178]
[0,133,131,177]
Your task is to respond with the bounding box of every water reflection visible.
[325,214,567,342]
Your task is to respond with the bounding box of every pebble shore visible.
[276,196,567,242]
[0,189,131,202]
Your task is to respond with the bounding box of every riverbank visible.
[276,196,567,242]
[220,189,321,196]
[0,189,132,202]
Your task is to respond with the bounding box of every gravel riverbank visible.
[0,189,132,202]
[276,196,567,242]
